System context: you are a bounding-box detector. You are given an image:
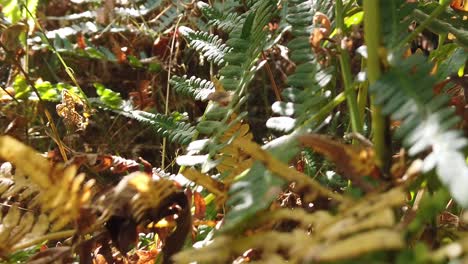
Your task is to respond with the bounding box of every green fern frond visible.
[175,1,282,224]
[197,2,245,33]
[370,53,468,206]
[219,0,277,92]
[170,75,215,101]
[117,109,196,145]
[114,0,162,17]
[150,5,178,32]
[267,0,332,132]
[45,0,162,20]
[380,0,417,49]
[222,162,284,233]
[179,27,232,66]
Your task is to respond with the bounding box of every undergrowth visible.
[0,0,467,263]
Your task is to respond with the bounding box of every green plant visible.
[1,0,468,263]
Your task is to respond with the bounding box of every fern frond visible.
[117,109,196,145]
[114,0,162,17]
[170,75,215,101]
[0,206,50,256]
[150,5,178,32]
[175,1,283,232]
[267,0,332,132]
[179,27,232,66]
[197,2,245,33]
[370,54,468,206]
[218,0,277,92]
[380,0,417,49]
[222,162,285,233]
[0,163,40,205]
[175,188,406,263]
[216,115,254,183]
[45,0,162,20]
[0,136,95,231]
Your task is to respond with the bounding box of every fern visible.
[221,0,337,233]
[116,109,196,145]
[179,27,232,66]
[149,5,178,31]
[222,162,284,233]
[0,136,95,231]
[197,2,245,33]
[0,205,49,255]
[0,137,191,261]
[380,0,417,49]
[114,0,162,17]
[173,0,283,234]
[267,0,333,132]
[370,53,468,206]
[45,0,162,20]
[176,0,279,139]
[0,166,50,255]
[175,187,406,263]
[170,75,215,101]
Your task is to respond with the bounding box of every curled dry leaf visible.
[56,89,91,132]
[298,134,380,192]
[0,23,27,52]
[310,12,331,50]
[451,0,468,12]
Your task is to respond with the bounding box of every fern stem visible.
[162,16,182,168]
[357,59,368,120]
[336,0,362,134]
[262,52,282,101]
[11,229,76,251]
[363,0,390,171]
[397,0,451,50]
[300,92,346,129]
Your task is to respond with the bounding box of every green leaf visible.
[13,76,30,99]
[127,55,143,68]
[36,81,59,101]
[344,11,364,28]
[94,83,123,109]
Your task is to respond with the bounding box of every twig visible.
[262,52,281,101]
[11,229,76,251]
[232,137,348,203]
[162,16,183,169]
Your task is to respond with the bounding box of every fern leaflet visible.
[116,109,196,145]
[178,27,232,66]
[370,53,468,206]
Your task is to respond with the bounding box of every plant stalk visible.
[363,0,391,172]
[336,0,362,134]
[300,92,346,129]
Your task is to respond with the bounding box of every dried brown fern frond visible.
[0,136,95,231]
[216,115,255,184]
[174,188,407,263]
[0,162,41,207]
[179,114,254,205]
[0,206,50,257]
[0,162,59,257]
[0,136,191,262]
